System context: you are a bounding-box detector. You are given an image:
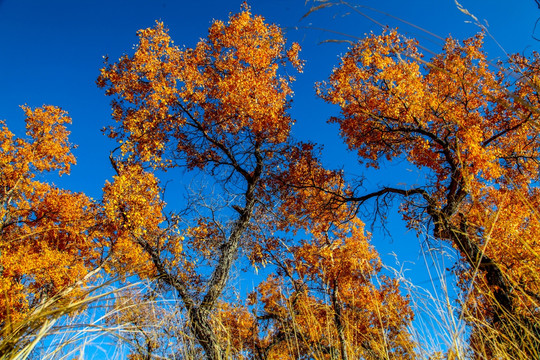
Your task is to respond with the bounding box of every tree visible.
[236,217,415,360]
[318,29,540,356]
[97,6,301,358]
[0,106,104,326]
[0,106,109,358]
[97,6,414,359]
[234,144,415,360]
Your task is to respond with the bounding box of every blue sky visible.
[1,0,540,355]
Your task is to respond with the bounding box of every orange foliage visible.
[97,6,302,169]
[319,31,539,193]
[252,218,414,359]
[216,215,415,359]
[319,28,540,344]
[102,162,165,277]
[0,106,102,325]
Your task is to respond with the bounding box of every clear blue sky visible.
[1,0,539,355]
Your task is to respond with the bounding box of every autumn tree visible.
[0,106,104,340]
[213,147,415,359]
[231,218,415,360]
[97,6,302,359]
[97,6,414,360]
[319,30,540,356]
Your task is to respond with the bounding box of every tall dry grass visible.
[0,272,148,360]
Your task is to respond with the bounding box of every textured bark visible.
[331,282,349,360]
[348,185,515,322]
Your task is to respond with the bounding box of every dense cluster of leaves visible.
[0,106,102,326]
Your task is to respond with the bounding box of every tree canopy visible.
[319,28,540,357]
[1,4,539,360]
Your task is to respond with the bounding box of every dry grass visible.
[3,242,538,360]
